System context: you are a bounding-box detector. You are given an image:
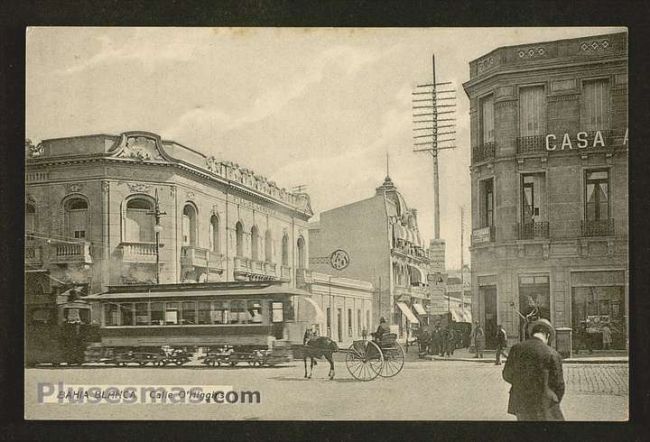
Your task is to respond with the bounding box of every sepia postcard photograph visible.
[23,26,628,421]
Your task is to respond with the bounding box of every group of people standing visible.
[426,323,459,357]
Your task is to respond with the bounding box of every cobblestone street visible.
[25,359,628,421]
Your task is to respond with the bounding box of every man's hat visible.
[527,318,555,340]
[379,317,386,323]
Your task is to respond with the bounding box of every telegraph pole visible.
[412,54,457,240]
[460,206,465,315]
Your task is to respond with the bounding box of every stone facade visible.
[309,175,430,339]
[463,33,628,350]
[25,131,313,295]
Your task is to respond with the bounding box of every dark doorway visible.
[482,285,497,349]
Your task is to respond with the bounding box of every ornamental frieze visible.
[116,136,164,161]
[125,182,152,193]
[65,183,84,194]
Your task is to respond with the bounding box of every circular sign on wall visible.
[329,249,350,271]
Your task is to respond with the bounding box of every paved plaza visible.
[25,357,628,421]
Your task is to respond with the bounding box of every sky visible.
[25,26,624,269]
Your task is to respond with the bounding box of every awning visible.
[412,303,427,315]
[396,302,419,324]
[449,304,472,323]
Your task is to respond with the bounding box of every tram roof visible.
[85,282,312,301]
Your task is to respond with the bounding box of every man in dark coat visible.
[431,323,442,355]
[502,319,565,421]
[372,317,390,342]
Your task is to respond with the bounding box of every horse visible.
[303,330,338,379]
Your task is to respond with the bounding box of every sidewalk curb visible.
[420,356,628,364]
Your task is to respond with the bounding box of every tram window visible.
[105,304,119,326]
[272,302,284,323]
[212,301,228,324]
[198,301,212,324]
[182,301,197,324]
[135,303,149,325]
[247,300,263,324]
[165,302,179,325]
[230,301,247,324]
[151,302,164,325]
[120,303,134,326]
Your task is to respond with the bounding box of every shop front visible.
[570,270,627,351]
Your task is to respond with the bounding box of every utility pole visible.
[460,206,465,316]
[412,54,457,240]
[149,188,167,284]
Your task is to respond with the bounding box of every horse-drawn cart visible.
[343,333,405,381]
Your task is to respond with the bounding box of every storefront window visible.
[572,286,625,350]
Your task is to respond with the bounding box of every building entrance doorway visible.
[481,285,497,349]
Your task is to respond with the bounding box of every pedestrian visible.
[431,323,442,356]
[445,327,455,357]
[473,321,485,358]
[495,324,508,365]
[602,324,612,351]
[502,319,565,421]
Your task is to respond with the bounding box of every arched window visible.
[282,234,289,266]
[264,230,273,262]
[297,236,306,269]
[235,222,244,257]
[64,197,89,239]
[182,204,198,246]
[125,197,154,242]
[26,203,36,233]
[251,226,260,261]
[209,215,220,253]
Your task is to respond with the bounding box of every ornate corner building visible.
[463,33,628,350]
[309,175,430,339]
[25,131,314,296]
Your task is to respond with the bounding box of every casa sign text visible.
[545,128,628,151]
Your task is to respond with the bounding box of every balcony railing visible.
[120,242,156,263]
[296,268,313,286]
[517,221,550,240]
[51,241,93,264]
[472,142,496,163]
[471,226,495,245]
[180,246,225,271]
[517,135,546,154]
[581,219,615,237]
[392,240,429,261]
[264,262,277,277]
[280,265,291,281]
[233,256,251,274]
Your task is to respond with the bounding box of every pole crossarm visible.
[411,53,457,240]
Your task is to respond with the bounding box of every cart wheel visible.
[345,341,383,381]
[378,343,405,378]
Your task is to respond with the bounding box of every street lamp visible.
[154,223,163,284]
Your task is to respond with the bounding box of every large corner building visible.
[463,32,628,350]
